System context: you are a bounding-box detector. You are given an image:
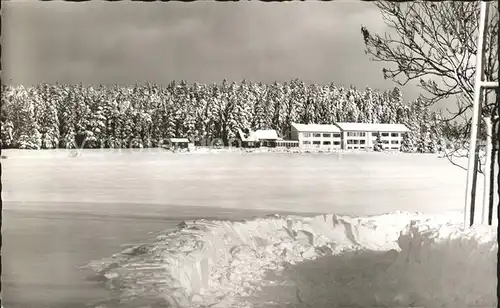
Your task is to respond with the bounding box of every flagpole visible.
[464,0,490,228]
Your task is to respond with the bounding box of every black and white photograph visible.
[1,1,499,307]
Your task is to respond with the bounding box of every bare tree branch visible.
[362,1,499,176]
[361,2,497,114]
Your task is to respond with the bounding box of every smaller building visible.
[238,129,280,148]
[166,138,190,150]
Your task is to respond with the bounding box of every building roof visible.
[291,123,342,133]
[253,130,279,140]
[238,129,251,141]
[335,122,409,132]
[238,129,258,142]
[169,138,190,143]
[238,129,279,141]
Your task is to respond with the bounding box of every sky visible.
[3,1,428,104]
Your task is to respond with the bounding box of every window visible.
[381,132,389,137]
[353,146,359,149]
[347,146,352,149]
[372,132,378,136]
[333,141,340,145]
[313,141,321,145]
[350,132,363,137]
[323,133,331,138]
[353,140,359,144]
[382,140,389,144]
[391,147,398,150]
[303,141,311,145]
[391,140,399,144]
[360,140,366,145]
[333,133,341,138]
[304,133,311,138]
[391,133,399,137]
[313,133,321,138]
[347,140,353,144]
[323,141,331,145]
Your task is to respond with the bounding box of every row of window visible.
[374,132,400,137]
[303,133,341,138]
[346,140,400,145]
[346,146,400,150]
[347,140,366,145]
[306,132,402,138]
[346,132,401,137]
[346,132,366,137]
[303,139,400,145]
[347,146,368,150]
[303,141,341,146]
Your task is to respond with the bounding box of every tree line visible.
[0,80,445,152]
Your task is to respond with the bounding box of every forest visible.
[0,79,445,152]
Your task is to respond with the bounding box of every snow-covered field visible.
[1,149,498,308]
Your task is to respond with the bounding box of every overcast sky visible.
[3,1,428,104]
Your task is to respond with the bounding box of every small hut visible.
[167,138,190,150]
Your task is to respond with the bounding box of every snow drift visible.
[86,211,497,308]
[389,220,497,308]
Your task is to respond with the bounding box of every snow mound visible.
[390,220,497,308]
[85,211,496,308]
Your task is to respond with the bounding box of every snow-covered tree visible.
[1,80,447,152]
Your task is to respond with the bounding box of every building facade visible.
[290,123,343,150]
[335,123,409,151]
[290,122,410,151]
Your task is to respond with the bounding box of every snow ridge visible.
[86,211,495,308]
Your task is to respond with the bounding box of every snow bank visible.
[390,220,498,308]
[86,212,413,306]
[86,211,497,308]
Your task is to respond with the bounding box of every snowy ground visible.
[1,149,498,308]
[2,148,482,214]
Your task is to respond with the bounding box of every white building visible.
[253,130,279,147]
[165,138,192,150]
[335,122,410,151]
[290,123,343,150]
[238,129,281,147]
